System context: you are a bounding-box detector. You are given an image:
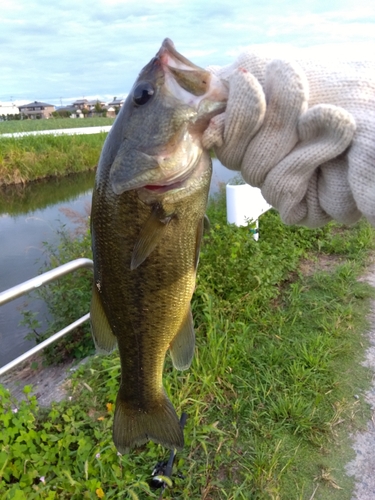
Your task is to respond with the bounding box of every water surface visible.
[0,171,95,367]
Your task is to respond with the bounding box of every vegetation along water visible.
[0,117,113,186]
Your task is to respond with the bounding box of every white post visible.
[226,183,271,240]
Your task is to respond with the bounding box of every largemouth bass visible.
[90,39,227,453]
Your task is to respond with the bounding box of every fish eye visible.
[133,82,155,106]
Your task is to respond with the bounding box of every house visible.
[107,98,125,108]
[106,106,116,118]
[19,101,55,119]
[88,99,106,109]
[54,105,80,118]
[0,102,20,118]
[72,99,90,110]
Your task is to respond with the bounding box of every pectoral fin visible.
[131,205,174,270]
[90,285,117,353]
[169,309,195,371]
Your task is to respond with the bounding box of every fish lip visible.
[140,169,193,194]
[141,180,186,194]
[158,38,202,71]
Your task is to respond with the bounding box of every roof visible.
[107,98,125,105]
[19,101,55,109]
[88,99,106,105]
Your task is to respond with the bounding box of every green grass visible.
[0,117,115,134]
[0,133,107,185]
[2,192,375,499]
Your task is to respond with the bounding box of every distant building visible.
[72,99,90,110]
[106,106,116,118]
[88,99,106,109]
[107,98,125,108]
[0,102,20,118]
[54,105,79,118]
[19,101,55,119]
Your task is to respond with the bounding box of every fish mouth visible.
[143,181,185,194]
[159,38,203,71]
[157,38,226,100]
[137,152,211,205]
[141,166,195,194]
[143,175,190,194]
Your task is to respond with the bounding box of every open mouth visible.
[143,179,185,193]
[142,164,195,194]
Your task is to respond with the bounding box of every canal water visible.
[0,159,237,368]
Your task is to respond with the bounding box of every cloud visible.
[1,0,375,105]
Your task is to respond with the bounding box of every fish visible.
[90,38,228,453]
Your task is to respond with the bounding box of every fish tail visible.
[113,391,184,453]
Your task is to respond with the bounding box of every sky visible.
[1,0,375,107]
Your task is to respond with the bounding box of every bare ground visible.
[0,352,83,406]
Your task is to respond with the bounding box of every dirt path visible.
[0,352,81,406]
[346,262,375,499]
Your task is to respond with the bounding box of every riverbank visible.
[0,132,106,185]
[0,116,115,135]
[0,118,113,186]
[0,352,79,406]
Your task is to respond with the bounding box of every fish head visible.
[104,38,228,202]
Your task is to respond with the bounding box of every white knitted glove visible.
[202,47,375,227]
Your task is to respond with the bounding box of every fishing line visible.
[149,412,188,498]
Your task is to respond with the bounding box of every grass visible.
[0,133,107,185]
[0,117,113,185]
[1,191,375,499]
[0,117,115,134]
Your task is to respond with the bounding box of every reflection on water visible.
[0,170,96,217]
[0,161,235,368]
[0,170,96,368]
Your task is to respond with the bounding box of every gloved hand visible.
[202,47,375,227]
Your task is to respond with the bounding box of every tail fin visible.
[113,390,184,453]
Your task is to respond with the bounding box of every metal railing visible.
[0,258,93,376]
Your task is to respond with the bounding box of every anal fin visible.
[169,309,195,371]
[90,285,117,353]
[204,214,210,233]
[194,216,205,270]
